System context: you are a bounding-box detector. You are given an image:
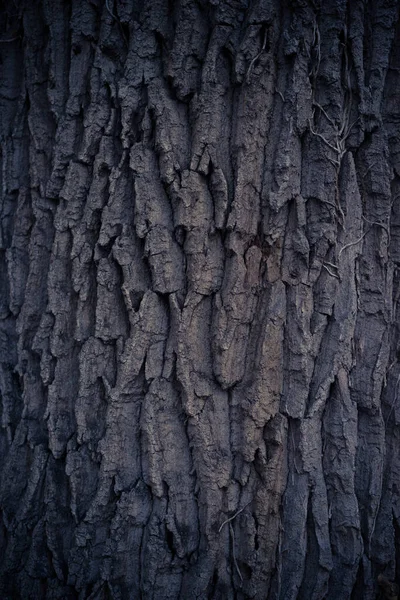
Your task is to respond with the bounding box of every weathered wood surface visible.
[1,0,400,598]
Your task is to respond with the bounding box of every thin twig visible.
[339,32,352,137]
[105,0,129,48]
[308,22,321,78]
[323,264,340,279]
[327,156,341,168]
[309,33,356,175]
[246,29,268,84]
[105,0,117,20]
[338,229,369,258]
[318,198,339,211]
[230,523,243,584]
[391,194,400,210]
[0,36,20,43]
[362,162,377,180]
[219,501,251,533]
[313,101,336,128]
[309,119,340,154]
[291,424,301,474]
[341,117,359,141]
[362,216,389,234]
[324,261,339,270]
[336,198,346,229]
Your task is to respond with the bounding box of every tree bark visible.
[1,0,400,598]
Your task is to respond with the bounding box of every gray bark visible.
[1,0,400,598]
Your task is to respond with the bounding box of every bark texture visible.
[1,0,400,598]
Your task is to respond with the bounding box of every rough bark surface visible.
[1,0,400,598]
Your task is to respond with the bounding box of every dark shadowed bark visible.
[1,0,400,598]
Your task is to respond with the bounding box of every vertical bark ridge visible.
[1,0,400,598]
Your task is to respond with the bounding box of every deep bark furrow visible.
[1,1,400,599]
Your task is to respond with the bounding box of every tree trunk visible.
[1,0,400,598]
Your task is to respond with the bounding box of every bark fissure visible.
[1,0,400,598]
